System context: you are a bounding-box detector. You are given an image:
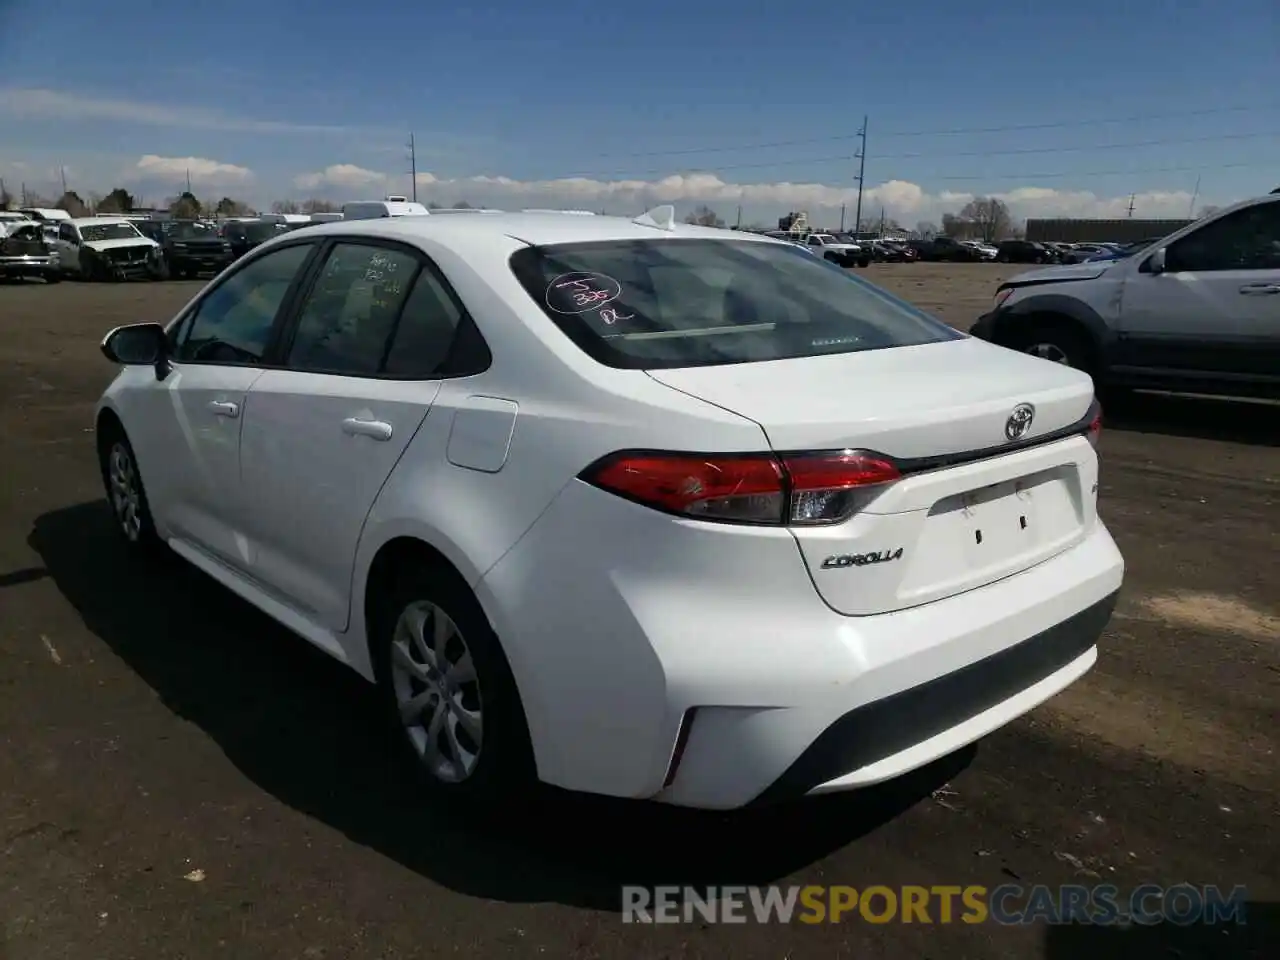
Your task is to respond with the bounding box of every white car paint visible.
[96,209,1123,810]
[805,232,866,262]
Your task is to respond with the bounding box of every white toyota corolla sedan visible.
[95,207,1123,810]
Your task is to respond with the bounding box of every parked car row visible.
[0,213,298,283]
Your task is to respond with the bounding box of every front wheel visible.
[373,564,535,809]
[1005,320,1094,372]
[98,426,161,551]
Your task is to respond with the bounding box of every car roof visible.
[291,209,782,249]
[70,216,143,227]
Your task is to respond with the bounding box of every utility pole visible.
[186,167,193,194]
[408,133,418,202]
[60,166,68,195]
[1126,194,1135,218]
[1188,175,1201,218]
[853,115,868,237]
[21,182,27,205]
[0,177,7,209]
[735,204,742,228]
[839,204,846,232]
[879,206,885,237]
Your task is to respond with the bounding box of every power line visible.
[577,103,1280,160]
[874,130,1278,162]
[566,133,1279,180]
[927,160,1273,183]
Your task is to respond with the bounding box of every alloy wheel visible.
[107,442,143,541]
[1025,342,1071,365]
[390,600,484,783]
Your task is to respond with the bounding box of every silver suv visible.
[971,193,1280,400]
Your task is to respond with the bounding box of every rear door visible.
[239,238,467,631]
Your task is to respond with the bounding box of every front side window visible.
[509,238,960,370]
[174,243,313,364]
[1167,201,1280,272]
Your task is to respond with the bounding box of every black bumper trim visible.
[748,590,1118,806]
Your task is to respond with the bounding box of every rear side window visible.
[286,243,419,374]
[508,238,960,369]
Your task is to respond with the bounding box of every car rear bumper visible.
[478,479,1123,809]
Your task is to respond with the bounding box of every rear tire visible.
[43,272,61,284]
[371,562,535,811]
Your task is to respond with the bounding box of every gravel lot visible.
[1,264,1276,959]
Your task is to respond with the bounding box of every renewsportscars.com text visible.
[621,884,1248,926]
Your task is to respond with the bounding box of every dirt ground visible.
[1,264,1277,959]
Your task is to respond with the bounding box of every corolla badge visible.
[1005,403,1035,441]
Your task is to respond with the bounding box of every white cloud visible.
[134,155,254,186]
[291,165,1204,224]
[0,87,381,136]
[294,164,387,191]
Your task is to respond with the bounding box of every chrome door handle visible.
[341,417,393,441]
[1238,283,1280,295]
[207,400,239,418]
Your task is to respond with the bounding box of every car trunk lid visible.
[647,337,1100,615]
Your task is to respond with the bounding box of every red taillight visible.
[582,450,900,525]
[1086,400,1102,448]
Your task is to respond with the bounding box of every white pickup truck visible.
[803,233,871,268]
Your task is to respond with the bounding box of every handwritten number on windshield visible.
[546,271,623,315]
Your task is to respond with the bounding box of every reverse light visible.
[994,287,1013,308]
[581,450,901,526]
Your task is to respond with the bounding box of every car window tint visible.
[383,268,464,377]
[285,243,419,375]
[175,243,312,365]
[509,238,960,370]
[1169,202,1280,272]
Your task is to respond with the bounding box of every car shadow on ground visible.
[29,501,971,912]
[1043,903,1277,960]
[1102,390,1279,447]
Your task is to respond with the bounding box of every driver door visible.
[127,242,319,569]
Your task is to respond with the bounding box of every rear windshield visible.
[508,238,960,369]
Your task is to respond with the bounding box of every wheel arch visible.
[94,403,126,455]
[357,530,545,776]
[995,293,1114,372]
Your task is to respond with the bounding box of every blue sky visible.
[1,0,1276,224]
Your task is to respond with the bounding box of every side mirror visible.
[1144,247,1167,275]
[101,323,167,365]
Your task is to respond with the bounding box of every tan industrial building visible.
[1025,218,1192,244]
